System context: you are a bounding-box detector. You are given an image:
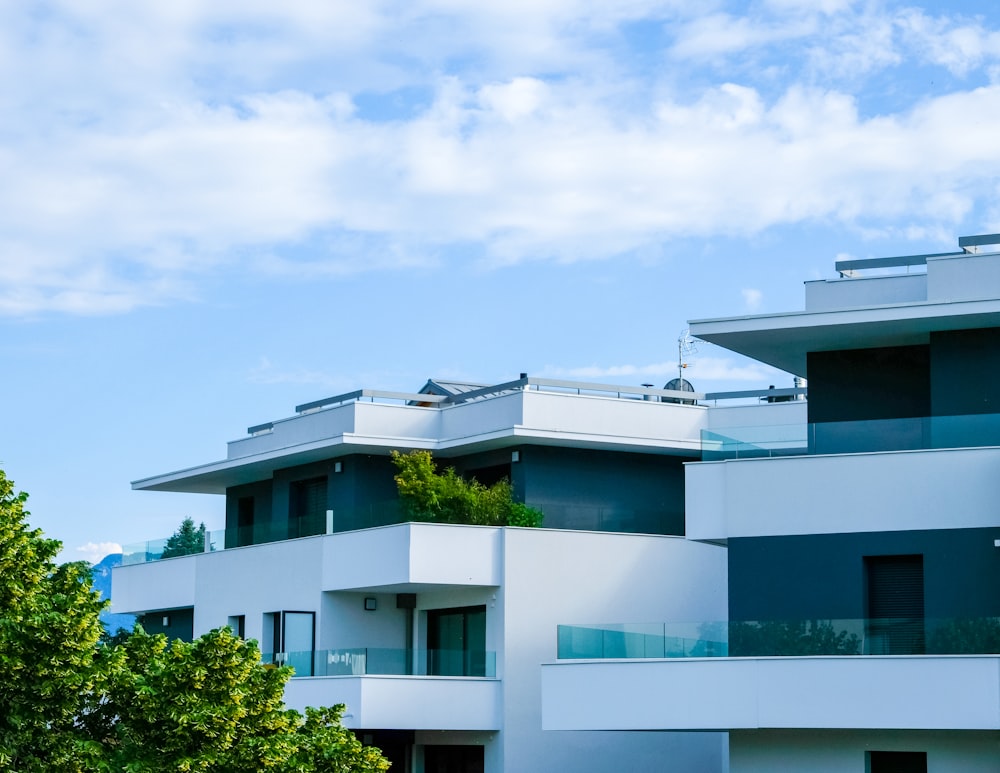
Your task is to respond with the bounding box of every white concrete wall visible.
[352,401,442,443]
[730,729,1000,773]
[438,392,526,443]
[190,537,325,642]
[805,274,927,311]
[113,555,196,613]
[223,389,708,470]
[283,676,501,730]
[928,253,1000,304]
[228,404,358,459]
[542,656,1000,732]
[519,390,706,452]
[117,525,732,773]
[502,528,729,773]
[706,401,807,431]
[321,591,406,651]
[686,446,1000,541]
[322,523,501,591]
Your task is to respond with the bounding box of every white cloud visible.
[542,355,777,383]
[898,9,1000,76]
[76,541,123,564]
[3,3,1000,316]
[742,288,763,310]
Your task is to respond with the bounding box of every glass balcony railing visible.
[261,648,497,678]
[527,503,683,535]
[122,502,407,566]
[557,617,1000,659]
[702,412,1000,460]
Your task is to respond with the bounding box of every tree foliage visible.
[0,470,390,772]
[391,450,542,527]
[86,628,389,772]
[0,469,107,772]
[729,619,861,657]
[160,516,207,559]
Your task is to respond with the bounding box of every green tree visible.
[87,627,389,772]
[160,516,208,559]
[391,450,542,527]
[0,470,390,772]
[0,470,108,771]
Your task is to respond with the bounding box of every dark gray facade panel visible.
[223,446,689,537]
[516,445,690,535]
[330,454,402,532]
[225,479,273,546]
[138,607,194,642]
[807,345,930,425]
[930,328,1000,417]
[729,528,1000,622]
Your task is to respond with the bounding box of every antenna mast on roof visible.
[678,329,697,381]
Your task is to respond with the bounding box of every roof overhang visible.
[689,298,1000,375]
[133,428,701,494]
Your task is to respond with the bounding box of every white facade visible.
[115,378,730,773]
[541,236,1000,773]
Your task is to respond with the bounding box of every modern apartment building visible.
[113,377,734,772]
[542,236,1000,772]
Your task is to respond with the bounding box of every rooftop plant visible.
[391,450,542,527]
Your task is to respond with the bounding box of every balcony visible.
[556,617,1000,659]
[121,504,405,566]
[281,674,501,730]
[543,618,1000,732]
[113,523,501,616]
[686,443,1000,541]
[263,648,497,678]
[701,411,1000,460]
[543,655,1000,731]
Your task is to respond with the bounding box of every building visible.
[542,235,1000,772]
[113,377,734,772]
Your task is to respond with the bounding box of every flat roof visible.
[690,297,1000,375]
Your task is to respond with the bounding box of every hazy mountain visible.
[90,553,136,634]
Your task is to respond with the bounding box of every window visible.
[289,477,327,538]
[867,751,927,773]
[427,605,486,676]
[236,497,254,547]
[262,611,315,676]
[866,555,925,654]
[423,745,484,773]
[227,615,245,639]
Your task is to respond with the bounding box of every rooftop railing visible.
[245,377,722,435]
[702,412,1000,460]
[122,501,406,566]
[832,233,1000,274]
[557,617,1000,660]
[120,497,685,568]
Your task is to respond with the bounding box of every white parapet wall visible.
[542,656,1000,732]
[283,676,502,730]
[686,446,1000,541]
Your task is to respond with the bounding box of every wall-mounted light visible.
[511,450,520,463]
[334,461,343,473]
[162,615,170,627]
[994,539,1000,548]
[364,597,377,612]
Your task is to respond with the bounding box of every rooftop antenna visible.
[677,329,697,382]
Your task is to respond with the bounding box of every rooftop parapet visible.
[691,234,1000,373]
[806,233,1000,312]
[135,376,758,494]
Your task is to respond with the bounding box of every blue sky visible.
[3,0,1000,561]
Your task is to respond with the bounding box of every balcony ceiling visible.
[690,298,1000,375]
